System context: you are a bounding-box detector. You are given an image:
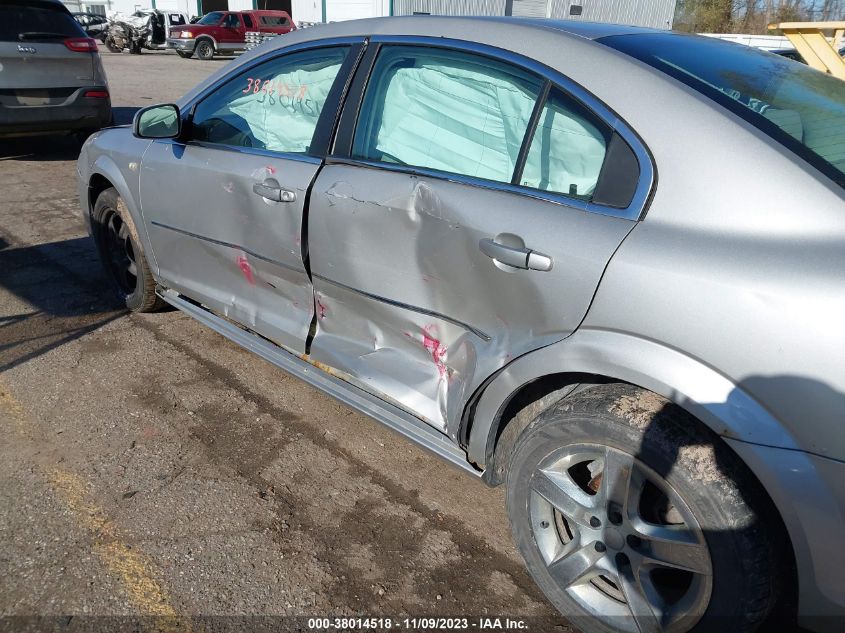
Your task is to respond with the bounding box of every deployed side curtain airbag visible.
[357,50,542,184]
[520,93,608,199]
[227,60,344,153]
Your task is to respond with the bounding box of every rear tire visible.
[92,187,165,313]
[195,39,214,60]
[505,383,785,633]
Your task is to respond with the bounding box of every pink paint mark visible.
[422,274,434,283]
[421,326,448,376]
[237,254,255,285]
[317,297,327,319]
[265,165,277,175]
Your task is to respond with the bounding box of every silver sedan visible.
[77,17,845,633]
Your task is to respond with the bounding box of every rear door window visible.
[520,87,611,201]
[243,14,254,29]
[191,46,350,154]
[352,45,543,184]
[0,5,85,41]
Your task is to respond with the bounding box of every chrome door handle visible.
[252,182,296,203]
[479,238,553,272]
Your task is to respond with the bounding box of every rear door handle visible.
[252,182,296,203]
[479,238,553,272]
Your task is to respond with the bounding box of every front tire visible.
[195,39,214,60]
[505,384,784,633]
[92,187,165,312]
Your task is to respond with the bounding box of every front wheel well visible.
[88,173,114,216]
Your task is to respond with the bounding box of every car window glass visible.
[169,14,186,25]
[192,46,349,154]
[260,15,289,26]
[223,13,239,28]
[243,14,253,28]
[0,6,84,41]
[520,88,610,201]
[602,33,845,187]
[353,46,542,184]
[197,11,223,25]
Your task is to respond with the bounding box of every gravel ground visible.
[0,47,569,633]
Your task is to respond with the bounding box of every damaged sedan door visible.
[306,41,650,434]
[139,43,359,353]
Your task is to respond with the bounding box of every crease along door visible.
[308,45,636,434]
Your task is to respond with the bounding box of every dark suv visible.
[0,0,111,139]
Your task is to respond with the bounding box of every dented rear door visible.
[140,44,357,354]
[306,43,639,434]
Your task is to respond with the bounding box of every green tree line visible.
[674,0,845,33]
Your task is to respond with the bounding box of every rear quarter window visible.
[0,5,84,41]
[260,15,290,26]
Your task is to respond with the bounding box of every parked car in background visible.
[78,17,845,633]
[168,10,294,60]
[104,9,189,54]
[72,12,108,41]
[1,0,110,140]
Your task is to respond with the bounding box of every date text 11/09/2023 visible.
[307,617,529,630]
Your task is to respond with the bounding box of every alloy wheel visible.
[529,443,713,633]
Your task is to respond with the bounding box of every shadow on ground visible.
[0,236,126,373]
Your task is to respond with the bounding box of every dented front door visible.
[141,143,319,353]
[140,45,354,354]
[306,166,634,433]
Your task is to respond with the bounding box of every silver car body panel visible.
[140,141,319,353]
[77,17,845,629]
[158,287,483,478]
[308,163,635,432]
[0,41,95,89]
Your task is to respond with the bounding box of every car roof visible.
[281,16,663,41]
[481,17,664,39]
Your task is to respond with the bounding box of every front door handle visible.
[479,238,553,272]
[252,182,296,203]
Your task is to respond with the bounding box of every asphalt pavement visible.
[0,47,568,633]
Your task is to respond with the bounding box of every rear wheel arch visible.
[504,381,796,630]
[470,357,800,622]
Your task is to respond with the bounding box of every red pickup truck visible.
[167,10,295,60]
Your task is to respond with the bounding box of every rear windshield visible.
[197,11,224,25]
[600,33,845,188]
[0,5,85,42]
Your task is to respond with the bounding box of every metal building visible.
[393,0,675,29]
